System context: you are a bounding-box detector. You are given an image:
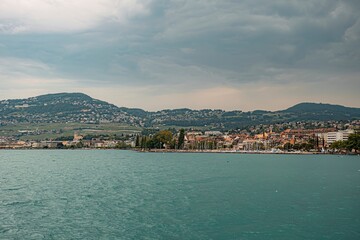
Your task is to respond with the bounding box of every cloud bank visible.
[0,0,359,110]
[0,0,149,33]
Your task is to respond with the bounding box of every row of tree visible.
[282,142,315,151]
[135,129,185,150]
[134,130,360,153]
[330,133,360,152]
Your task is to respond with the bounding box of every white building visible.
[326,130,354,145]
[204,131,222,136]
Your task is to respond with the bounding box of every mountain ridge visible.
[284,102,360,113]
[1,93,359,129]
[2,92,359,113]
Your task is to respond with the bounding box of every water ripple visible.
[0,150,359,239]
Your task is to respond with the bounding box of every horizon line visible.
[1,91,359,112]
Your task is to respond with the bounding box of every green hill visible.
[1,93,359,129]
[282,103,360,121]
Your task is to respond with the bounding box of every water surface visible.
[0,150,359,239]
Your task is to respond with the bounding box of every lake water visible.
[0,150,359,240]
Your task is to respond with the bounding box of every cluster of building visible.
[181,128,356,151]
[0,133,134,149]
[0,125,358,151]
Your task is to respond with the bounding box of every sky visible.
[0,0,359,111]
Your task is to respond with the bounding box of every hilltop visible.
[1,93,359,129]
[0,93,140,126]
[282,102,360,121]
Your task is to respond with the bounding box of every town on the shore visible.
[1,120,359,154]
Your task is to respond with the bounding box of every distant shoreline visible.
[0,148,358,155]
[135,149,351,155]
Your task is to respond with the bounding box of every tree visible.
[330,141,346,150]
[76,141,84,149]
[345,133,360,152]
[308,138,316,149]
[177,129,185,149]
[158,130,173,147]
[152,130,173,149]
[135,135,140,148]
[329,133,359,153]
[300,143,313,151]
[115,141,130,149]
[140,136,146,149]
[56,142,64,149]
[208,141,215,150]
[284,142,293,151]
[293,143,301,150]
[169,139,177,149]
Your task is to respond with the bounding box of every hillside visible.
[1,93,359,129]
[281,103,360,121]
[0,93,141,126]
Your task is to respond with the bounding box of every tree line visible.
[135,129,185,150]
[330,133,360,153]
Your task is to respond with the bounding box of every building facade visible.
[326,130,354,145]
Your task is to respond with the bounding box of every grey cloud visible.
[0,0,150,34]
[147,0,360,80]
[0,0,359,109]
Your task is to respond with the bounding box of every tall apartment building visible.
[326,130,354,145]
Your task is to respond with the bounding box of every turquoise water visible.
[0,150,359,240]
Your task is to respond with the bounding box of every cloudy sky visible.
[0,0,359,111]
